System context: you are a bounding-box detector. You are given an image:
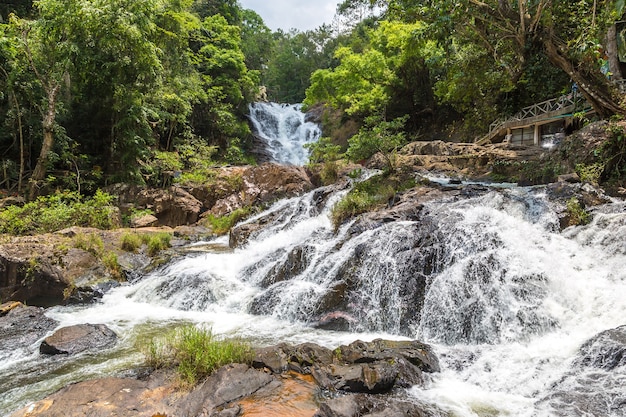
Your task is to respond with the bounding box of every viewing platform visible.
[475,92,593,147]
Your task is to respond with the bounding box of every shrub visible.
[102,251,123,281]
[143,325,253,387]
[0,190,117,235]
[142,232,172,256]
[120,232,143,252]
[73,233,104,257]
[575,163,604,184]
[566,197,591,226]
[205,207,251,235]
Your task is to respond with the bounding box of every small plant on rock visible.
[143,325,253,388]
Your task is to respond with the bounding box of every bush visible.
[330,174,400,229]
[143,325,253,387]
[566,197,591,226]
[142,232,172,256]
[73,233,104,257]
[102,251,123,281]
[0,190,117,235]
[120,232,143,252]
[204,207,251,235]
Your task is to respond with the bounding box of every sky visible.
[238,0,340,32]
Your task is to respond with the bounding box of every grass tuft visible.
[143,325,253,388]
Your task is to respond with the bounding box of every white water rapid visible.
[1,179,625,417]
[248,102,321,165]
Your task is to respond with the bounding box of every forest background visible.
[1,0,625,200]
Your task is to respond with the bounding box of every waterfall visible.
[2,179,626,417]
[248,102,321,165]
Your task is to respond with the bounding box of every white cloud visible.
[239,0,339,32]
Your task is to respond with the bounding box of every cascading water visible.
[248,102,321,165]
[1,177,626,417]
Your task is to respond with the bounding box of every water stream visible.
[1,104,626,416]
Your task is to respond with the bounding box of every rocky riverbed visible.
[1,125,625,417]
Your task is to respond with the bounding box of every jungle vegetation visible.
[0,0,625,200]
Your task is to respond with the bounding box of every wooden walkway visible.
[475,92,591,145]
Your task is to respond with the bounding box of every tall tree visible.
[389,0,625,118]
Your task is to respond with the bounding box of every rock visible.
[9,373,176,417]
[253,339,438,395]
[313,339,439,394]
[130,214,159,228]
[574,325,626,371]
[315,394,432,417]
[253,342,334,374]
[40,323,117,355]
[0,300,23,316]
[315,310,357,331]
[537,325,626,417]
[319,363,398,394]
[0,305,58,353]
[177,364,274,417]
[557,172,581,183]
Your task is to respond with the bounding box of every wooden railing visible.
[476,92,586,145]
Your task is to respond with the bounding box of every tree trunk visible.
[606,25,623,80]
[29,83,60,200]
[543,37,626,119]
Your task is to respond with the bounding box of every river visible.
[1,104,625,416]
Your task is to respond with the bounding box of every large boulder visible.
[176,364,275,417]
[537,325,626,416]
[0,305,58,362]
[253,339,439,395]
[40,323,117,355]
[9,372,176,417]
[315,394,433,417]
[209,163,313,217]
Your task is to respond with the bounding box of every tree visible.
[10,1,76,198]
[346,114,408,172]
[239,9,273,72]
[389,0,625,118]
[304,20,439,130]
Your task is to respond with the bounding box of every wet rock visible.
[253,339,439,395]
[262,245,310,287]
[40,323,117,355]
[177,364,274,417]
[575,325,626,370]
[537,325,626,417]
[315,310,357,331]
[315,394,432,417]
[9,373,176,417]
[0,305,58,351]
[253,342,334,374]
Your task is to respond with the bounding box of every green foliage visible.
[119,231,171,255]
[204,207,251,235]
[142,232,172,256]
[601,123,626,182]
[143,325,253,387]
[0,190,117,235]
[331,173,413,229]
[575,163,604,185]
[120,232,143,252]
[566,197,591,226]
[305,137,342,164]
[102,251,123,281]
[73,233,104,257]
[346,115,408,172]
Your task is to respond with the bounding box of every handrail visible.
[476,91,587,145]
